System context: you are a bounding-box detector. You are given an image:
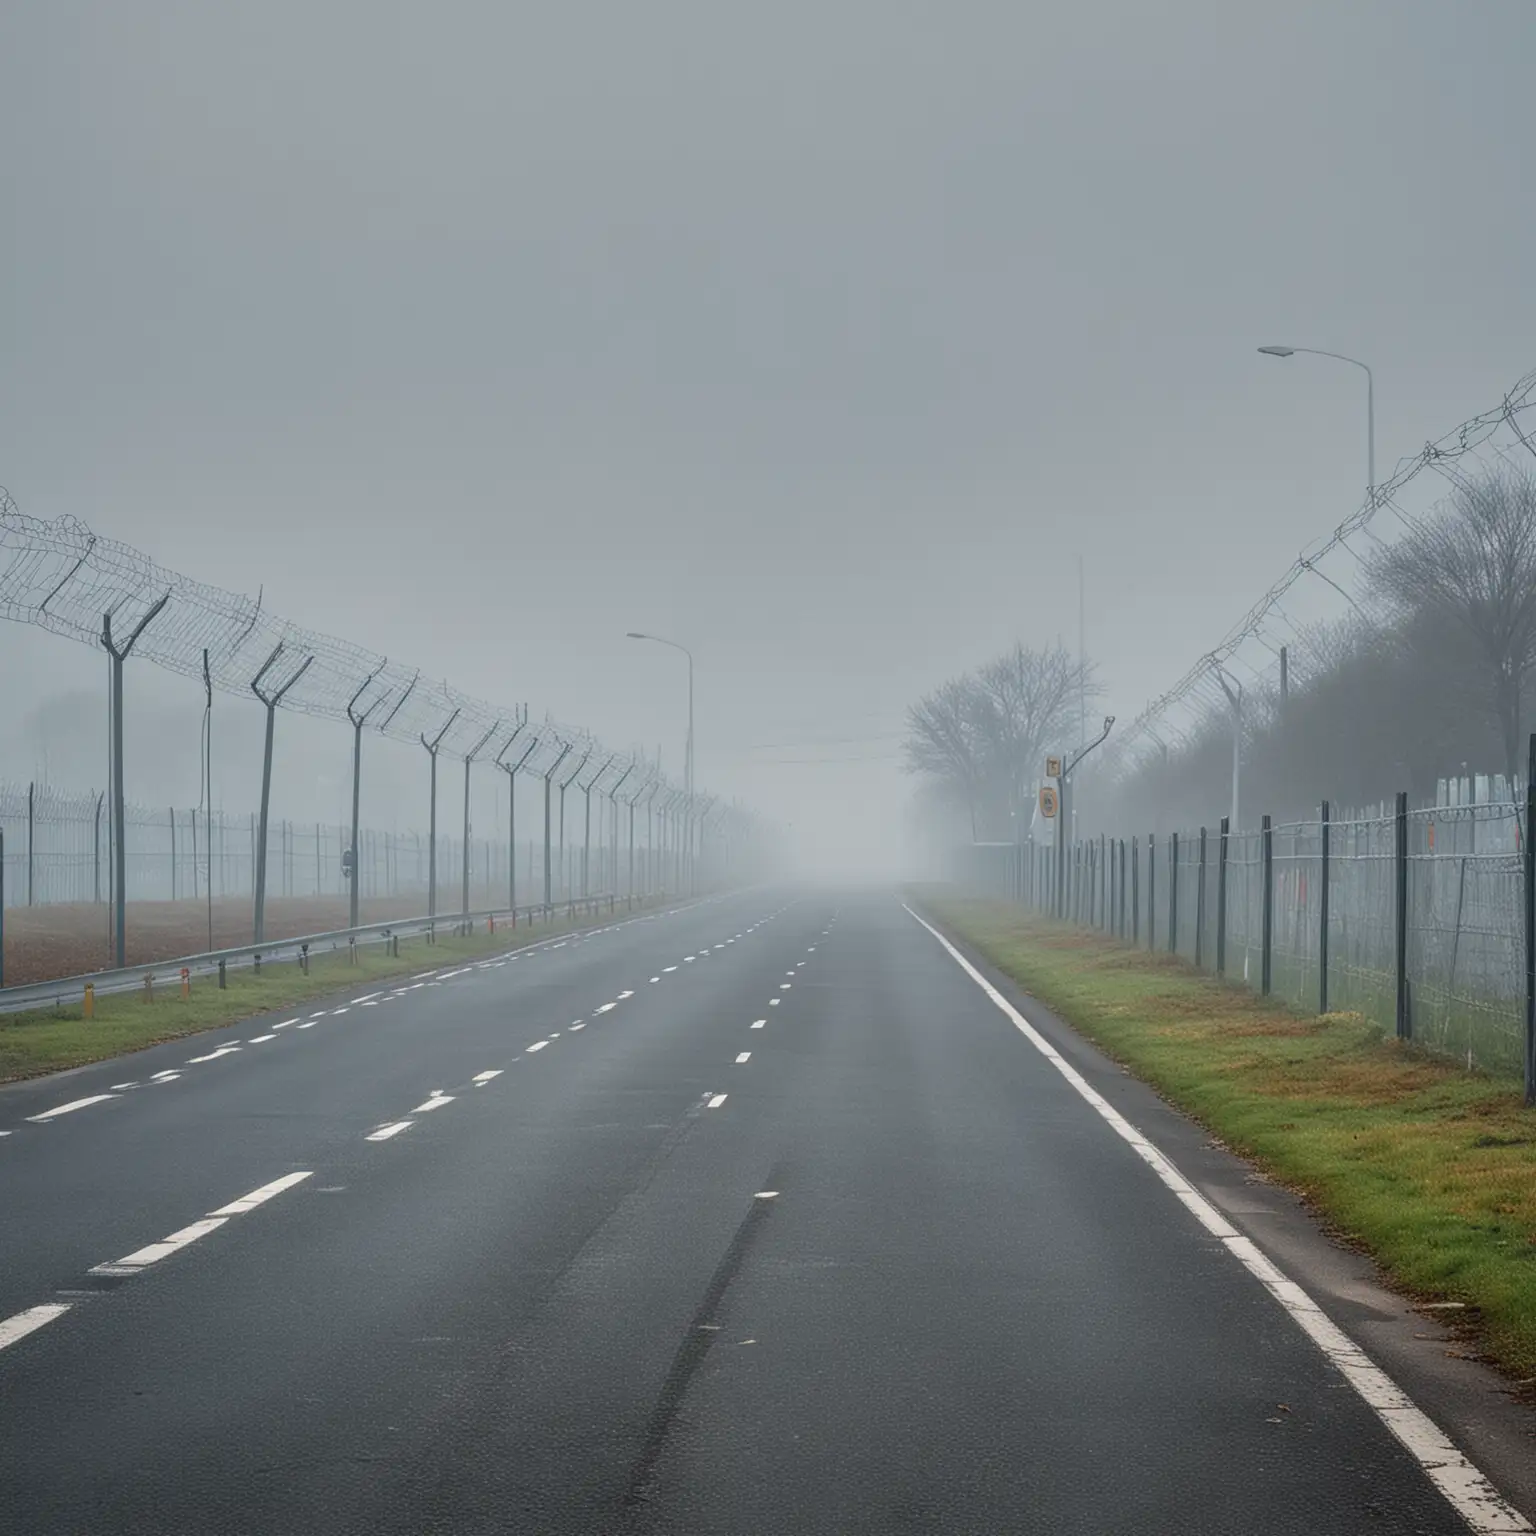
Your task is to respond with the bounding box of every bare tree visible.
[904,643,1095,839]
[1367,465,1536,782]
[904,677,987,839]
[972,643,1098,821]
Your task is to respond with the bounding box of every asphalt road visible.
[0,889,1525,1534]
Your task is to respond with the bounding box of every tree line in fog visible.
[906,464,1536,837]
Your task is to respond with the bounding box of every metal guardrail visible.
[0,894,632,1016]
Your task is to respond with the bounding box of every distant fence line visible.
[0,780,677,912]
[957,782,1536,1105]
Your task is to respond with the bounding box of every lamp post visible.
[1214,667,1243,833]
[626,632,694,802]
[1257,346,1375,512]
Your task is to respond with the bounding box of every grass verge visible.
[0,903,657,1085]
[917,889,1536,1387]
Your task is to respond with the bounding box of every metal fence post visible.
[1216,816,1229,976]
[94,792,103,904]
[1195,827,1207,968]
[27,780,34,907]
[1168,830,1179,954]
[1524,737,1535,1107]
[1395,790,1409,1038]
[1261,813,1274,997]
[1118,839,1127,937]
[1131,836,1140,944]
[102,596,169,967]
[1147,833,1156,951]
[169,807,177,902]
[251,644,314,944]
[0,827,5,986]
[1319,800,1331,1014]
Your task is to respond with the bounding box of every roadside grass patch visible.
[0,904,655,1084]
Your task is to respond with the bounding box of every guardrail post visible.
[1319,801,1331,1013]
[180,967,190,1000]
[253,952,261,975]
[1168,831,1178,954]
[1217,816,1229,976]
[218,959,227,990]
[1195,828,1207,968]
[1395,790,1409,1038]
[1262,814,1274,998]
[143,974,153,1003]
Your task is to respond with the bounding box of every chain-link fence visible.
[951,792,1534,1094]
[0,780,673,914]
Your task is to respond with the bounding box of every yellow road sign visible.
[1039,785,1059,819]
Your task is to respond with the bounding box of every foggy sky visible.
[3,1,1533,875]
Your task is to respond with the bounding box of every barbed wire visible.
[1102,366,1536,776]
[0,494,751,833]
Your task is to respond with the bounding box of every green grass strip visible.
[0,903,657,1085]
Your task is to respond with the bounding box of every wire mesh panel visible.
[1225,827,1264,988]
[1324,814,1397,1036]
[1406,805,1524,1076]
[1271,820,1322,1015]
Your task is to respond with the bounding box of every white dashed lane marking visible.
[91,1217,228,1276]
[209,1171,313,1216]
[736,1052,751,1064]
[707,1094,728,1109]
[0,1304,72,1354]
[411,1093,454,1114]
[27,1095,118,1123]
[472,1070,502,1085]
[526,1041,550,1053]
[751,1020,766,1029]
[366,1121,413,1142]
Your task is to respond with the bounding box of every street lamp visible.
[1214,667,1243,833]
[626,633,694,801]
[1258,346,1376,512]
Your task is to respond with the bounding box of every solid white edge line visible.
[208,1170,313,1216]
[0,1303,71,1353]
[901,902,1533,1536]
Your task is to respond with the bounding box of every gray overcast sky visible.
[3,1,1532,871]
